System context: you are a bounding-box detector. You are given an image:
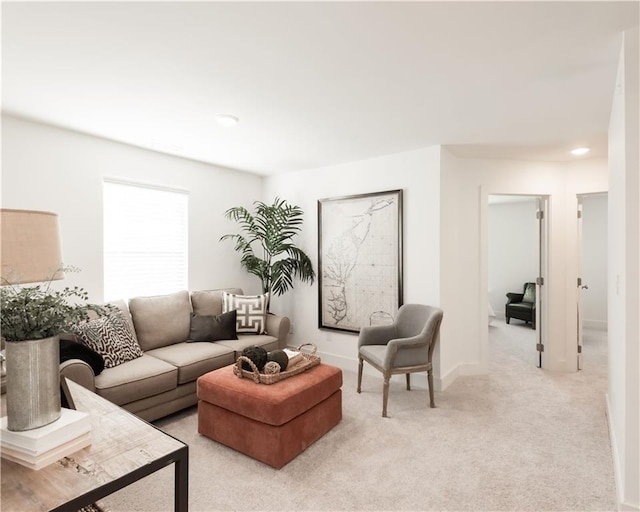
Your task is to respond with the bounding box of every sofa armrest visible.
[60,359,96,392]
[266,313,291,348]
[506,292,524,305]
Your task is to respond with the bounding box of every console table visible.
[1,378,188,511]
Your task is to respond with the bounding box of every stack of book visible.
[1,408,91,470]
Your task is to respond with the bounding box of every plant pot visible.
[5,336,61,431]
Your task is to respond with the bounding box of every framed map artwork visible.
[317,189,403,333]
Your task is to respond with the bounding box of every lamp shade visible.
[1,209,64,284]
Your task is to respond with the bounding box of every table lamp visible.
[1,209,64,431]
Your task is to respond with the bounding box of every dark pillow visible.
[188,310,238,342]
[59,338,105,376]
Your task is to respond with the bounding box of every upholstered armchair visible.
[505,282,536,329]
[357,304,444,418]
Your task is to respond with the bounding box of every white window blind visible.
[103,180,188,302]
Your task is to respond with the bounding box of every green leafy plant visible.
[0,267,108,342]
[221,198,315,306]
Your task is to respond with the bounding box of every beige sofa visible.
[61,288,290,421]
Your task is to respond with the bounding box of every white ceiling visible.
[2,2,638,175]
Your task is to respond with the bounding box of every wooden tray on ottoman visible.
[233,343,320,384]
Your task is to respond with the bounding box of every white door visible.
[535,196,548,369]
[577,197,584,370]
[577,193,608,370]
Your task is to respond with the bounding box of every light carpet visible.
[102,321,615,511]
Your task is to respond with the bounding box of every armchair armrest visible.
[358,324,398,348]
[266,313,291,349]
[383,335,428,369]
[506,292,524,304]
[60,359,96,392]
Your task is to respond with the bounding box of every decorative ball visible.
[267,349,289,371]
[241,346,267,372]
[263,361,281,374]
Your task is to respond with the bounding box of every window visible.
[103,179,188,301]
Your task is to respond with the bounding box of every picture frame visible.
[318,189,403,333]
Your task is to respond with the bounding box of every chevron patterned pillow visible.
[222,292,269,334]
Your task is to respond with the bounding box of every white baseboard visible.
[605,393,623,509]
[318,351,485,393]
[316,350,356,371]
[435,362,486,391]
[605,393,639,511]
[583,319,608,331]
[318,351,432,390]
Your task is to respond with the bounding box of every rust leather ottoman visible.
[197,363,342,469]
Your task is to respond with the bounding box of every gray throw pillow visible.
[188,310,238,342]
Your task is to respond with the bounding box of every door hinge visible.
[577,210,582,219]
[577,345,582,354]
[578,277,582,286]
[536,277,544,286]
[536,211,544,220]
[536,343,544,352]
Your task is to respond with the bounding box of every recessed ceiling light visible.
[214,114,239,127]
[570,147,590,156]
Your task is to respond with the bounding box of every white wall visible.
[488,199,538,317]
[264,146,442,384]
[607,27,639,512]
[440,151,608,384]
[1,115,264,302]
[580,194,608,329]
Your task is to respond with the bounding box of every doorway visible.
[487,194,548,368]
[577,193,608,370]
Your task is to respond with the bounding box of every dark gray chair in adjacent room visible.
[357,304,444,418]
[505,282,536,329]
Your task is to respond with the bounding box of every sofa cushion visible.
[146,342,236,385]
[191,288,242,317]
[94,354,178,406]
[216,334,279,356]
[189,310,238,342]
[509,302,534,313]
[222,292,269,334]
[129,290,191,351]
[71,311,144,368]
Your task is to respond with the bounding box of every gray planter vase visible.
[6,336,61,431]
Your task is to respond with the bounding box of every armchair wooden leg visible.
[357,356,363,394]
[382,373,390,418]
[405,373,411,391]
[427,369,435,408]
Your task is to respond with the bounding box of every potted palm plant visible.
[220,198,315,309]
